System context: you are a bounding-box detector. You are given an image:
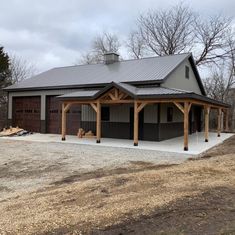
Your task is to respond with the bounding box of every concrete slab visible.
[2,132,233,155]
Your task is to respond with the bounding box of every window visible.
[185,65,190,79]
[167,107,173,122]
[101,106,110,121]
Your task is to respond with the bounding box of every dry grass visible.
[0,149,234,234]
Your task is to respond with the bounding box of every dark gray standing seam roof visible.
[57,82,229,108]
[58,83,192,100]
[5,53,192,91]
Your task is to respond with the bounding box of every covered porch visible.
[58,82,230,151]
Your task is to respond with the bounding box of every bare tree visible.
[132,3,234,66]
[93,32,120,54]
[79,52,100,65]
[194,15,233,66]
[126,31,146,59]
[203,37,235,102]
[78,32,120,64]
[10,55,36,83]
[137,4,195,56]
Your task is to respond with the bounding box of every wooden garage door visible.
[13,96,41,132]
[46,96,81,135]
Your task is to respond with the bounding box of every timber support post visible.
[183,102,189,151]
[217,108,222,137]
[225,109,229,132]
[174,101,191,151]
[90,102,101,143]
[204,105,210,142]
[61,102,71,141]
[96,101,101,143]
[133,101,139,146]
[133,101,147,146]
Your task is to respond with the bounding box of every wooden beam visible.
[133,101,139,146]
[96,101,101,143]
[61,102,66,141]
[137,102,147,113]
[108,92,116,100]
[90,103,98,113]
[217,108,222,137]
[99,100,134,104]
[58,97,227,110]
[204,106,210,142]
[114,88,119,99]
[184,102,189,151]
[173,102,184,114]
[64,103,71,113]
[118,91,126,100]
[188,103,192,114]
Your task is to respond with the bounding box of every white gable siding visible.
[163,59,202,95]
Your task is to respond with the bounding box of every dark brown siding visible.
[46,96,81,135]
[12,96,41,132]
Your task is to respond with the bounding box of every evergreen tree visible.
[0,46,11,90]
[0,46,11,129]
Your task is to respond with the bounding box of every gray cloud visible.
[0,0,234,72]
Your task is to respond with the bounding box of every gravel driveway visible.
[0,138,191,200]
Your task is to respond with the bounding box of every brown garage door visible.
[46,96,81,135]
[13,96,41,132]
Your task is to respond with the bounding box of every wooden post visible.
[96,101,101,143]
[184,102,189,151]
[61,102,66,141]
[204,106,210,142]
[134,101,139,146]
[225,109,229,132]
[217,108,222,137]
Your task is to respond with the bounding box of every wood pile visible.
[77,128,95,138]
[0,127,24,137]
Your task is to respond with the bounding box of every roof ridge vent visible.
[104,52,119,64]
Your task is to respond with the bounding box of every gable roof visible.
[5,53,205,95]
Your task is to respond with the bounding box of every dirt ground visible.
[0,137,193,201]
[0,136,234,234]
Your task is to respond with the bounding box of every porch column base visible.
[205,139,208,142]
[62,137,66,141]
[184,147,188,151]
[134,143,138,146]
[96,140,101,143]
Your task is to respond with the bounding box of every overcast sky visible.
[0,0,235,74]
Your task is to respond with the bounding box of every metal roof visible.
[57,82,229,108]
[57,82,192,100]
[6,53,191,91]
[58,90,100,99]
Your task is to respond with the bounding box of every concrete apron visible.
[1,132,233,156]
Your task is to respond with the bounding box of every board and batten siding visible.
[160,103,183,123]
[163,59,202,95]
[82,104,131,122]
[81,104,159,123]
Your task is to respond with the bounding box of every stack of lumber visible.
[77,128,85,138]
[0,127,24,137]
[77,128,95,138]
[84,130,95,138]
